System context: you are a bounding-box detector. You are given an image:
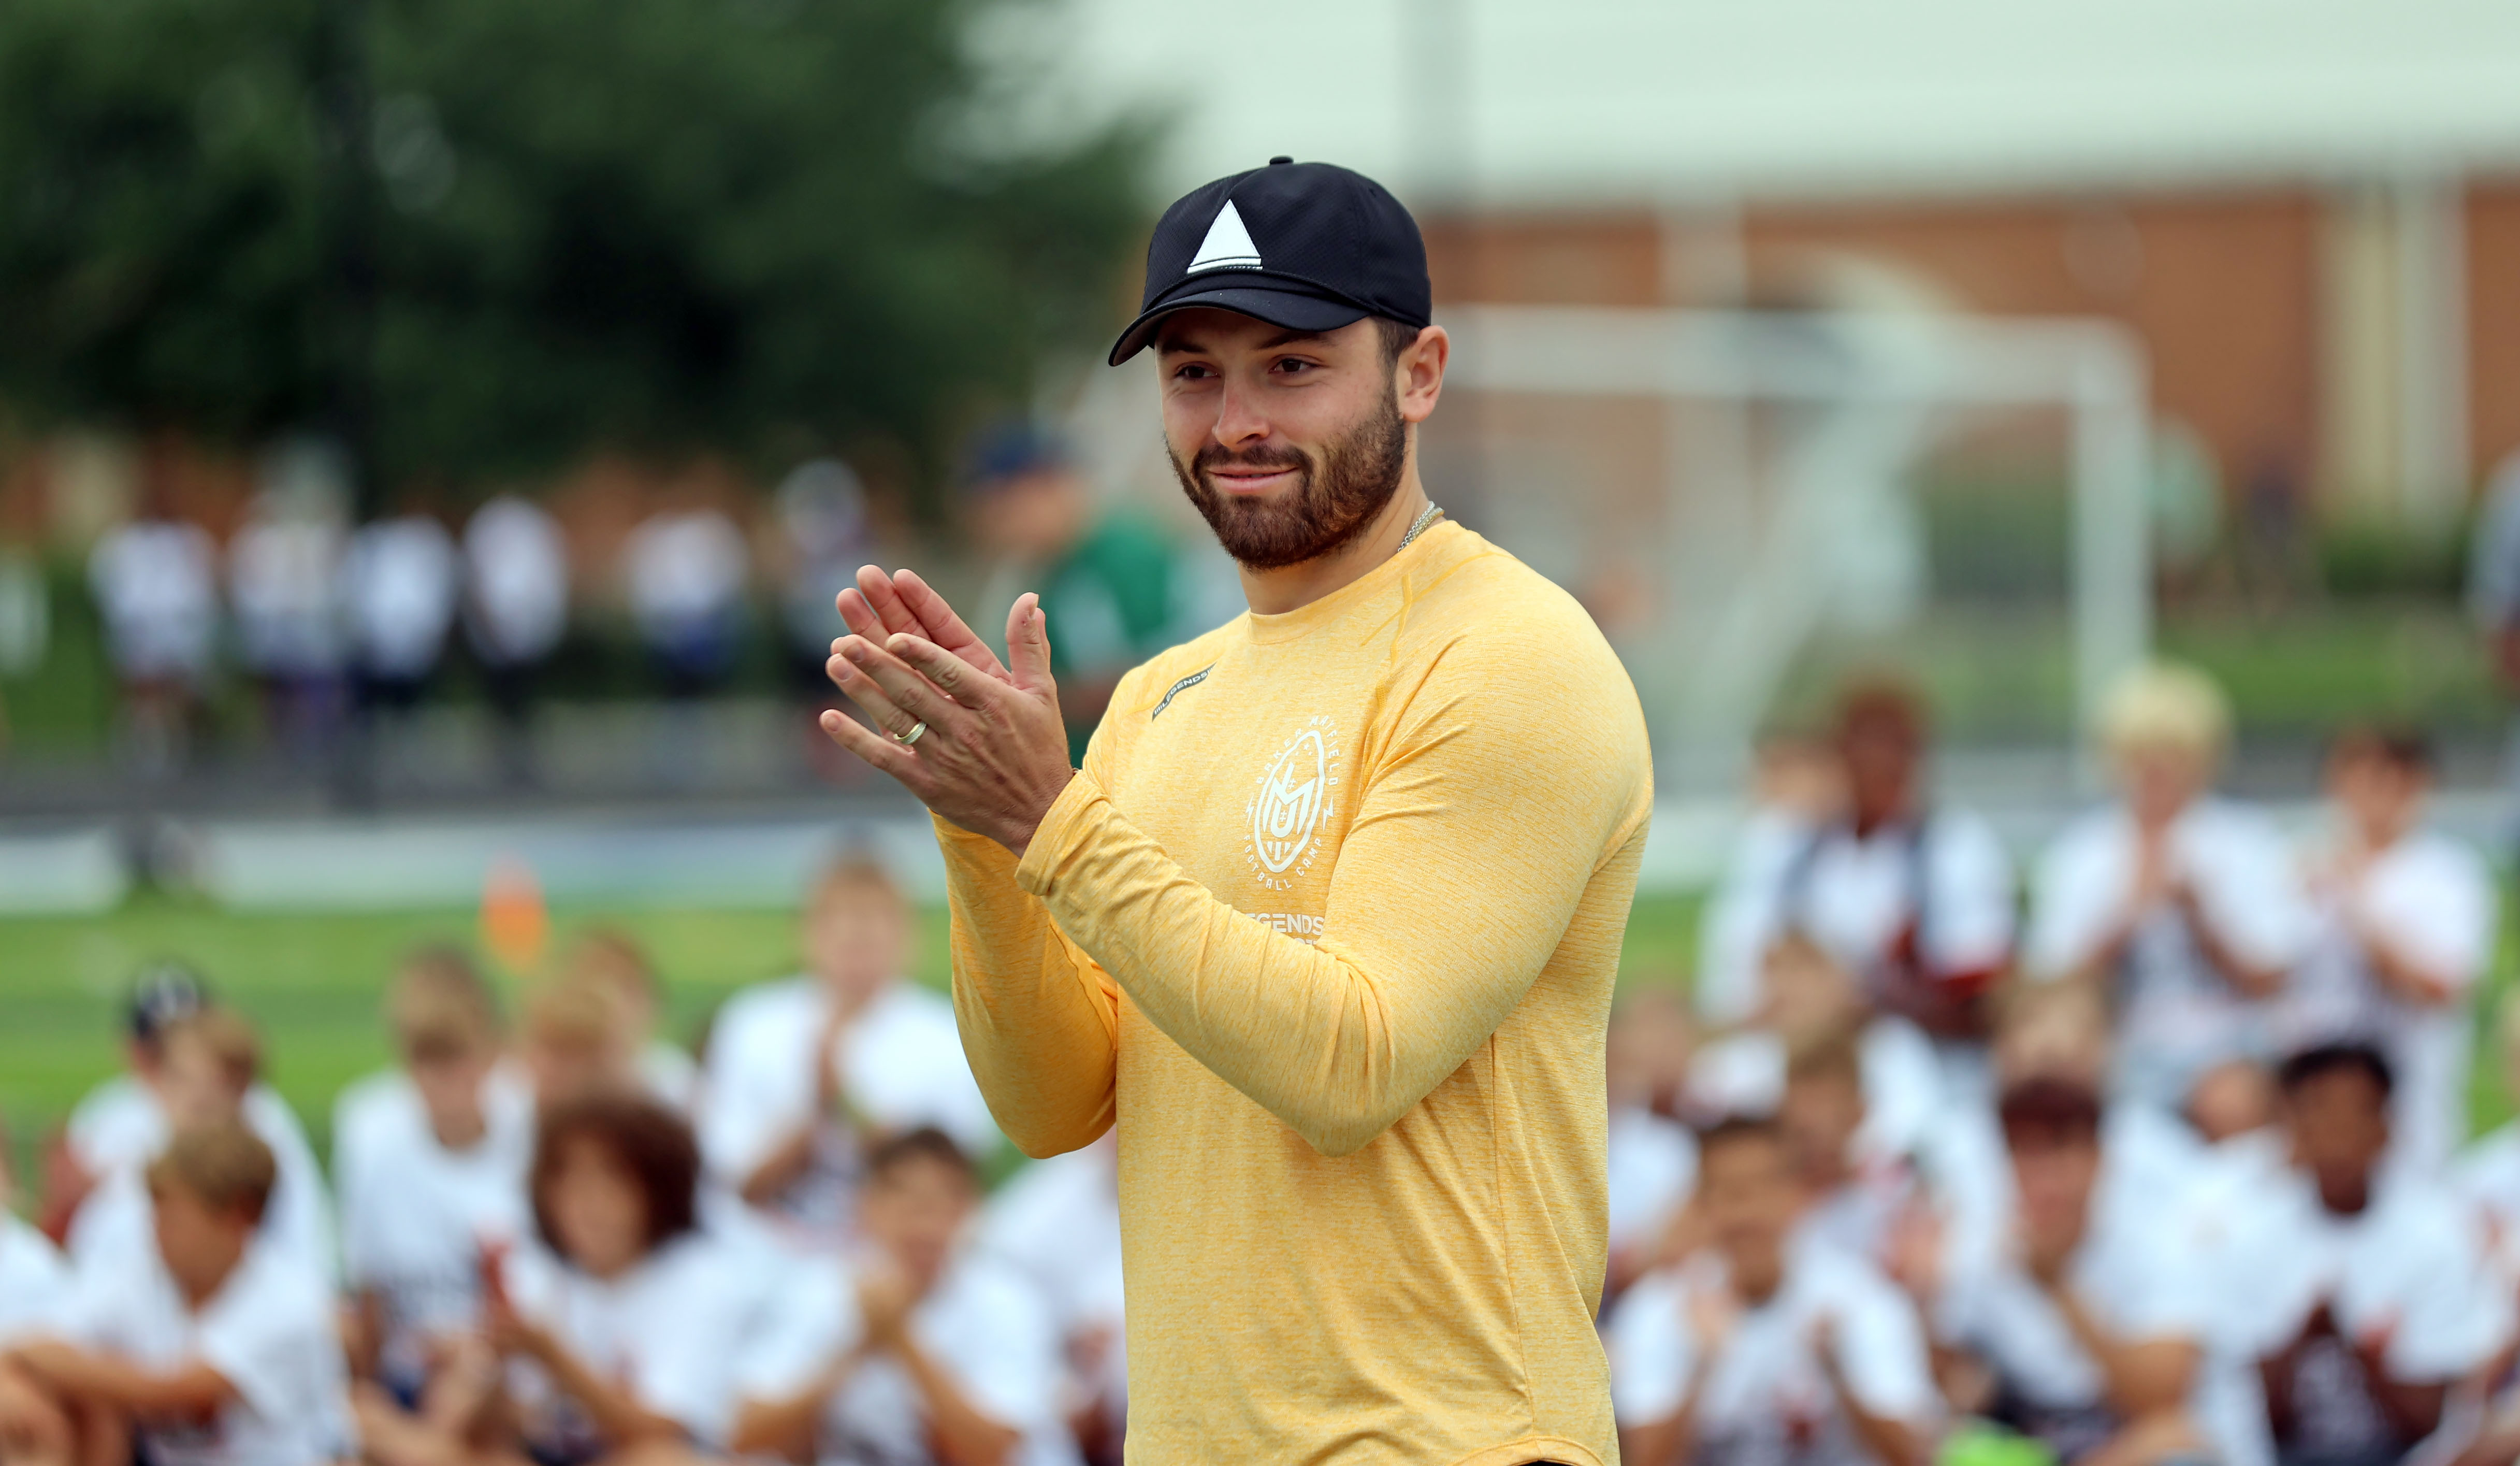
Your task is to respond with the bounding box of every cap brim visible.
[1107,282,1369,365]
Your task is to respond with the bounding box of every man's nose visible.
[1212,377,1270,447]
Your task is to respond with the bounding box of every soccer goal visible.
[1427,304,2154,800]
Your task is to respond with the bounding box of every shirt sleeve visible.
[1607,1273,1697,1425]
[2106,1220,2213,1343]
[1831,1271,1939,1425]
[698,995,811,1183]
[2025,818,2121,981]
[2184,811,2315,973]
[850,998,1005,1159]
[1010,626,1653,1157]
[734,1264,856,1401]
[1695,816,1798,1027]
[1923,812,2015,978]
[2365,841,2496,993]
[937,777,1126,1159]
[196,1273,327,1427]
[934,1270,1064,1432]
[2368,1205,2512,1382]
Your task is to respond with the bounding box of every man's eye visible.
[1172,363,1214,381]
[1273,358,1315,375]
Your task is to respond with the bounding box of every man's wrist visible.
[1003,768,1078,860]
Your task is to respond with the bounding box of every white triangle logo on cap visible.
[1186,199,1264,274]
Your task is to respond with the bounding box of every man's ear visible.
[1395,325,1449,426]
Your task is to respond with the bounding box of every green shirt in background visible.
[1039,512,1176,760]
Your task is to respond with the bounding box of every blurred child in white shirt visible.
[2286,727,2495,1176]
[367,1094,748,1466]
[2025,665,2313,1111]
[2235,1044,2509,1466]
[978,1132,1126,1464]
[1611,1116,1939,1466]
[66,1007,332,1283]
[334,946,533,1421]
[561,930,701,1114]
[701,856,997,1245]
[1916,1075,2211,1466]
[733,1128,1076,1466]
[0,1120,349,1466]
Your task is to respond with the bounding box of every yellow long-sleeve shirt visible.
[937,519,1653,1466]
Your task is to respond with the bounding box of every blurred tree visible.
[0,0,1151,502]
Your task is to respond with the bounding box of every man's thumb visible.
[1008,594,1053,691]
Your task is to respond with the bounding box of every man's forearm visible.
[1015,769,1627,1157]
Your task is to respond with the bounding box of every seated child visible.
[335,945,534,1407]
[562,929,700,1113]
[0,1119,350,1466]
[1611,1116,1940,1466]
[733,1128,1075,1466]
[372,1093,751,1466]
[66,1007,332,1282]
[2238,1044,2509,1466]
[1921,1076,2209,1466]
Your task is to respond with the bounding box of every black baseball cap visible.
[1107,157,1432,366]
[127,960,209,1042]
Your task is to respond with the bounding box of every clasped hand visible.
[818,566,1077,858]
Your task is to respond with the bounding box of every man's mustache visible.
[1193,444,1311,475]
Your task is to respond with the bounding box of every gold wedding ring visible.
[894,721,928,746]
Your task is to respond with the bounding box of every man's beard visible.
[1167,385,1409,571]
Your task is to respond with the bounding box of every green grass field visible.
[0,894,1706,1190]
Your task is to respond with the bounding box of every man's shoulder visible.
[1402,526,1610,646]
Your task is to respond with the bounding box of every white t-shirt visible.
[2223,1171,2511,1463]
[700,979,1000,1234]
[2026,800,2314,1108]
[1608,1106,1700,1260]
[0,1217,75,1345]
[88,520,219,682]
[1698,811,2015,1029]
[65,1077,334,1277]
[736,1251,1079,1466]
[640,1039,703,1115]
[342,514,459,679]
[503,1232,759,1454]
[462,495,569,665]
[1698,809,1818,1027]
[228,514,347,677]
[2284,829,2496,1174]
[1610,1247,1938,1466]
[60,1238,350,1466]
[2460,1120,2520,1281]
[978,1140,1128,1420]
[331,1066,536,1386]
[1934,1187,2211,1461]
[623,509,747,646]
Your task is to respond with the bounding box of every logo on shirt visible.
[1151,663,1214,719]
[1245,718,1340,888]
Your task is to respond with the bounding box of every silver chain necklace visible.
[1398,502,1444,551]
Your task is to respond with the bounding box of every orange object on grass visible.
[480,854,549,977]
